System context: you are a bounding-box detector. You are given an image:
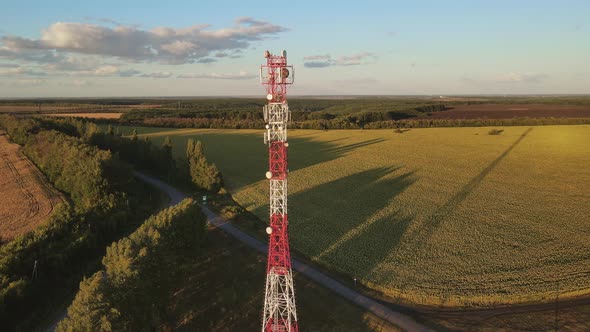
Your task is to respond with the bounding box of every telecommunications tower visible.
[260,50,298,332]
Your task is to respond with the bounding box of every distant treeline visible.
[117,108,590,130]
[116,99,448,129]
[7,96,590,128]
[105,97,590,130]
[57,199,206,331]
[3,95,590,109]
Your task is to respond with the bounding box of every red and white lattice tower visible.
[260,50,298,332]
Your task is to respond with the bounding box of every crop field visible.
[0,131,62,243]
[165,228,399,331]
[428,104,590,119]
[119,124,590,307]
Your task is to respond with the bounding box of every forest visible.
[0,115,220,330]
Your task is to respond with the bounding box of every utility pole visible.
[31,260,38,280]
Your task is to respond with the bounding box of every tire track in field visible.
[23,151,62,215]
[0,142,40,219]
[0,131,63,243]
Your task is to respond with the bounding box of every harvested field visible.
[0,131,62,243]
[0,105,80,112]
[0,104,161,114]
[428,104,590,119]
[45,113,124,119]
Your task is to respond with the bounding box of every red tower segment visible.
[269,142,288,180]
[267,214,292,271]
[260,50,298,332]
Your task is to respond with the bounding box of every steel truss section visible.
[261,50,298,332]
[269,179,287,216]
[262,269,298,332]
[264,103,290,144]
[267,213,292,271]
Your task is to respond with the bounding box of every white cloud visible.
[303,54,331,61]
[0,66,47,76]
[337,52,376,66]
[177,70,256,80]
[93,65,119,76]
[15,79,45,86]
[303,52,376,68]
[196,58,216,63]
[0,17,286,65]
[140,71,173,78]
[119,69,142,77]
[96,18,126,27]
[497,72,548,83]
[160,40,197,55]
[72,79,92,87]
[43,55,101,71]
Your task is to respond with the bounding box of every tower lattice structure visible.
[260,50,298,332]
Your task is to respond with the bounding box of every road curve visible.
[135,171,431,332]
[133,171,185,205]
[44,172,186,332]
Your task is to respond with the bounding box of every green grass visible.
[428,302,590,331]
[115,125,590,307]
[164,227,399,331]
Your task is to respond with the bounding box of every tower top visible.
[260,50,294,103]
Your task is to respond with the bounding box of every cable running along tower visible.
[260,50,298,332]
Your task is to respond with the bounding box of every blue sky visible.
[0,0,588,97]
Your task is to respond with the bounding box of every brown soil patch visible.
[0,104,161,113]
[428,104,590,119]
[45,113,123,119]
[0,131,63,244]
[0,105,80,112]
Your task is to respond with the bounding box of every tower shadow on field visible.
[170,130,386,191]
[407,127,534,248]
[252,166,418,278]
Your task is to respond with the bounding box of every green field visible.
[118,125,590,307]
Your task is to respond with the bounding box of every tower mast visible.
[260,50,298,332]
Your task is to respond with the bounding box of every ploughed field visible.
[428,103,590,119]
[121,125,590,307]
[0,131,62,243]
[45,112,124,119]
[0,104,161,114]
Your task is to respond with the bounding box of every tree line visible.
[57,198,206,331]
[94,125,222,193]
[0,115,163,329]
[31,116,222,193]
[88,96,590,130]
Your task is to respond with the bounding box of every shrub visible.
[187,139,223,193]
[488,129,504,135]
